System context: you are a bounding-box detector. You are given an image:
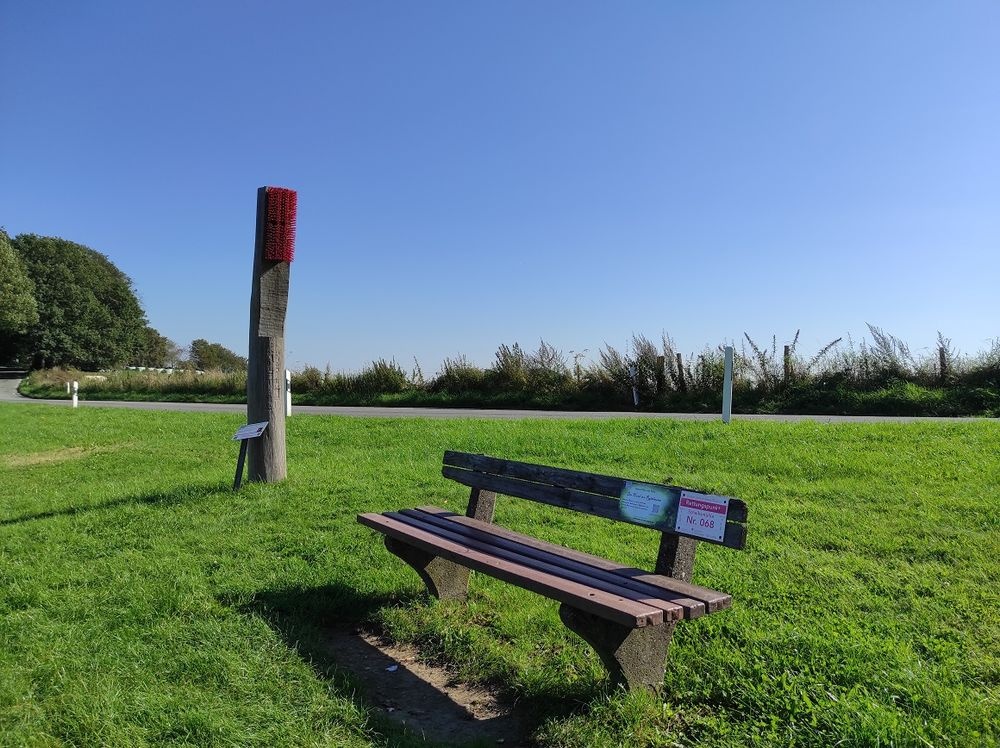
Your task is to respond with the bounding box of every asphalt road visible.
[0,377,985,423]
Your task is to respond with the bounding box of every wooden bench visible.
[358,451,748,691]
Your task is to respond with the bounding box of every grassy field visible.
[0,404,996,747]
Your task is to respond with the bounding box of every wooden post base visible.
[559,604,676,691]
[384,537,471,601]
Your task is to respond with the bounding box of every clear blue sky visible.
[3,2,998,373]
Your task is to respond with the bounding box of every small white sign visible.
[233,421,269,441]
[675,490,730,542]
[620,481,673,526]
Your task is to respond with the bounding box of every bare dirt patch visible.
[2,447,92,469]
[325,629,531,746]
[1,444,130,469]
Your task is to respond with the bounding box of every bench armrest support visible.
[655,534,698,583]
[466,486,497,523]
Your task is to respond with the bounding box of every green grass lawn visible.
[0,404,996,747]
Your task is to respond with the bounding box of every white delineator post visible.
[722,346,734,424]
[72,381,78,409]
[285,369,292,417]
[629,364,639,408]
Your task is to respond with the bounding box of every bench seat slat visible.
[406,507,709,619]
[394,509,688,620]
[358,512,664,628]
[418,506,731,613]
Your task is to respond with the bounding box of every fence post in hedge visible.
[676,352,687,394]
[722,346,733,424]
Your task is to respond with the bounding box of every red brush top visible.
[263,186,297,262]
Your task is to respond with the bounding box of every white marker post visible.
[66,382,71,395]
[629,364,639,408]
[72,381,78,409]
[285,369,292,417]
[721,346,733,424]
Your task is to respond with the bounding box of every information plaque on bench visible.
[619,481,675,526]
[619,481,733,544]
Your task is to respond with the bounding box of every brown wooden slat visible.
[723,521,747,549]
[394,509,687,621]
[725,498,748,524]
[443,466,746,549]
[443,451,748,524]
[402,508,704,619]
[443,464,624,519]
[358,513,663,628]
[417,506,732,613]
[444,451,625,497]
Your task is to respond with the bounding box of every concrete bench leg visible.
[559,604,676,691]
[384,537,471,601]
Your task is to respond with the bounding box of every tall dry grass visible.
[21,326,1000,414]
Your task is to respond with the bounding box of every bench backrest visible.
[443,451,747,550]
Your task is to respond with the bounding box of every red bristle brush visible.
[263,186,297,262]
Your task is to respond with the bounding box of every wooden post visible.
[675,352,686,394]
[783,344,792,386]
[247,187,294,483]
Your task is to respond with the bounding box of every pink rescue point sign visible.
[674,490,730,542]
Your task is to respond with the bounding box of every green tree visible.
[0,229,40,364]
[133,326,182,368]
[189,339,247,372]
[13,234,148,369]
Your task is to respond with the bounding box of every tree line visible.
[0,230,245,371]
